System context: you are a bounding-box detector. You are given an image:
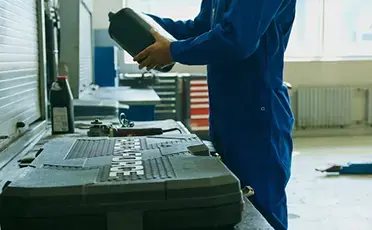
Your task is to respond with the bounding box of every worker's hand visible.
[133,29,173,71]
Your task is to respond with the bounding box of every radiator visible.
[368,89,372,125]
[297,87,353,128]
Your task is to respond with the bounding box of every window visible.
[285,0,323,59]
[323,0,372,57]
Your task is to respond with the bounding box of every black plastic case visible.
[108,8,176,72]
[0,135,244,230]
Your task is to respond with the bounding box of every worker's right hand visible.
[134,29,173,71]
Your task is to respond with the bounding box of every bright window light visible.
[323,0,372,58]
[285,0,323,59]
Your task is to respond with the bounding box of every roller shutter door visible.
[79,0,93,92]
[0,0,41,137]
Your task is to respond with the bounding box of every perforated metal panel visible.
[0,0,41,137]
[151,73,183,121]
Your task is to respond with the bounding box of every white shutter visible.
[0,0,42,138]
[79,1,93,93]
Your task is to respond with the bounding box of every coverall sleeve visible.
[170,0,285,65]
[146,0,211,40]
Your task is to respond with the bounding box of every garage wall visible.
[172,61,372,87]
[92,0,123,29]
[59,0,94,98]
[92,0,125,72]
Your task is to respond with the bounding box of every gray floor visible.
[288,136,372,230]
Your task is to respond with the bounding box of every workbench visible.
[0,119,273,230]
[81,86,161,121]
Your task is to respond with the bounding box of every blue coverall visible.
[148,0,296,229]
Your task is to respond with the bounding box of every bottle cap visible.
[57,76,67,80]
[108,12,115,21]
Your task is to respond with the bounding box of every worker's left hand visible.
[133,29,173,71]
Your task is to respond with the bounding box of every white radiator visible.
[368,89,372,125]
[297,87,353,128]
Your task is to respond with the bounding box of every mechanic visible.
[133,0,296,229]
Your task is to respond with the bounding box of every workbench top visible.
[235,200,273,230]
[81,86,161,105]
[0,119,272,230]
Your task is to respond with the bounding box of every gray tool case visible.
[0,134,244,230]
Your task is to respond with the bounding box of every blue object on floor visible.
[340,163,372,174]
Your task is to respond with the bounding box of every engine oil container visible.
[108,8,176,72]
[50,76,75,134]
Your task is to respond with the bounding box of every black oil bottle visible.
[50,76,75,134]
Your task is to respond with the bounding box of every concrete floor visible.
[288,136,372,230]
